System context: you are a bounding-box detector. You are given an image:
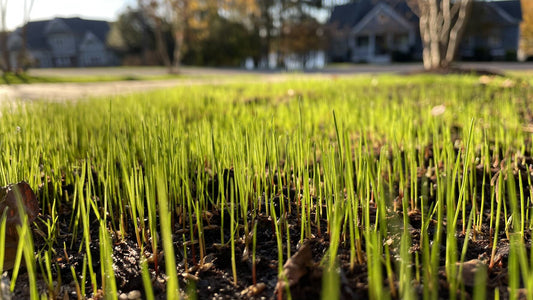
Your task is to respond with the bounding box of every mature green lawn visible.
[1,74,532,299]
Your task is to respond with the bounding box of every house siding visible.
[6,17,118,69]
[461,25,521,60]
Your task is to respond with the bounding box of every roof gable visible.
[60,18,110,44]
[352,3,413,34]
[45,19,71,35]
[328,0,418,30]
[79,31,105,49]
[328,0,375,30]
[469,0,522,27]
[16,17,110,51]
[489,0,522,23]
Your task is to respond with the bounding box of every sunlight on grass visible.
[0,71,183,85]
[0,73,532,298]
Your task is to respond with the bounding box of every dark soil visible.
[4,146,532,300]
[401,66,506,77]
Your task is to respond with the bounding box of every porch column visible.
[349,34,356,61]
[369,34,376,61]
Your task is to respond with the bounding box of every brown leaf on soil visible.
[0,181,39,237]
[493,244,510,265]
[0,181,39,270]
[456,259,487,287]
[479,75,493,85]
[2,238,18,271]
[275,242,313,291]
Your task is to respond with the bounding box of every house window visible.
[488,33,502,47]
[91,56,101,65]
[356,36,369,48]
[463,36,474,48]
[394,33,409,46]
[55,57,71,67]
[488,36,501,48]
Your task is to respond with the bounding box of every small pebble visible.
[127,290,142,300]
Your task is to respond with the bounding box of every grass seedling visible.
[145,176,159,273]
[99,221,117,298]
[230,178,238,286]
[490,171,504,269]
[70,266,82,300]
[156,171,180,299]
[0,74,530,298]
[140,257,155,300]
[252,221,258,286]
[37,249,56,298]
[0,211,7,274]
[321,263,340,300]
[473,263,487,300]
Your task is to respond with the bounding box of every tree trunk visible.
[17,0,34,73]
[0,0,10,74]
[417,0,472,70]
[171,30,183,74]
[17,24,29,73]
[0,30,11,73]
[444,0,472,65]
[153,18,172,71]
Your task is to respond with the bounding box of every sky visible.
[5,0,136,30]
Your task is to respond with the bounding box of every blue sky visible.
[6,0,135,30]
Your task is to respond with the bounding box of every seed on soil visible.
[241,283,267,297]
[127,290,142,299]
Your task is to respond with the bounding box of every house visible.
[328,0,522,63]
[460,1,522,60]
[328,0,421,63]
[7,17,118,68]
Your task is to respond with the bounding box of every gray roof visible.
[328,0,418,30]
[328,0,522,30]
[328,1,375,30]
[466,0,522,28]
[18,17,110,50]
[490,0,522,22]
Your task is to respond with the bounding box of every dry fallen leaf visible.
[0,181,39,270]
[431,105,446,116]
[456,259,486,287]
[501,79,515,88]
[275,242,313,291]
[479,75,493,85]
[0,181,39,235]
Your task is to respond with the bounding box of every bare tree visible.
[138,0,192,74]
[17,0,35,73]
[138,0,173,71]
[139,0,257,73]
[0,0,11,73]
[409,0,473,70]
[165,0,189,73]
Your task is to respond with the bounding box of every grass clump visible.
[0,74,531,299]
